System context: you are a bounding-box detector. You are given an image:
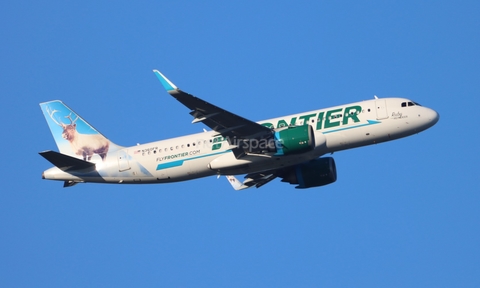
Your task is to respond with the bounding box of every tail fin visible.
[39,100,123,162]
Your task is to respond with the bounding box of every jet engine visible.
[281,157,337,189]
[273,125,315,156]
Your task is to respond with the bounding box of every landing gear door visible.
[117,149,131,172]
[375,99,389,120]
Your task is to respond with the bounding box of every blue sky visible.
[1,0,479,287]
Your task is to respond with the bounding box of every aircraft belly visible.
[216,152,318,175]
[155,155,216,182]
[324,118,420,152]
[208,153,253,170]
[325,126,381,151]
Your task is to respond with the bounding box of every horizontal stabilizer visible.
[39,150,96,172]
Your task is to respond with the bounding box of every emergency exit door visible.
[375,99,389,120]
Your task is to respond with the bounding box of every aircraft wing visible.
[153,70,272,140]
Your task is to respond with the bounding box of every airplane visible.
[39,70,439,189]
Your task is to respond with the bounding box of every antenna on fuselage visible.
[374,95,379,99]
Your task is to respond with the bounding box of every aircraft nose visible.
[419,107,439,131]
[427,108,440,126]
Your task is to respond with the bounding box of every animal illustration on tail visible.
[42,102,111,162]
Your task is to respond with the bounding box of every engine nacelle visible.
[281,157,337,189]
[274,125,315,156]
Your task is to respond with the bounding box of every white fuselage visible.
[42,97,439,184]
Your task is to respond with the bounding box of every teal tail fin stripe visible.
[39,150,96,172]
[39,100,123,162]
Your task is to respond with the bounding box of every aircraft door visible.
[117,149,131,171]
[375,99,389,120]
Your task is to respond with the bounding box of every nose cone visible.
[417,107,439,132]
[426,108,440,127]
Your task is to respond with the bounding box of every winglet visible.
[153,70,178,92]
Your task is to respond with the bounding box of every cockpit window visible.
[401,101,422,107]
